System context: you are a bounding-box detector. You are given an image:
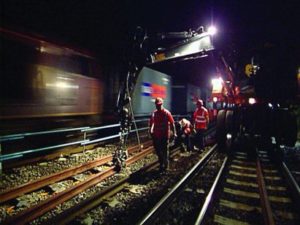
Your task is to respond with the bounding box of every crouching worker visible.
[149,97,177,172]
[176,118,192,152]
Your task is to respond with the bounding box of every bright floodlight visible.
[208,26,217,35]
[211,77,223,86]
[248,98,256,105]
[212,77,223,94]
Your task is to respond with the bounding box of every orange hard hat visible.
[155,97,163,105]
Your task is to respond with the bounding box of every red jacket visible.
[149,108,174,138]
[193,107,209,130]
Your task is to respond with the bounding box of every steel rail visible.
[0,141,152,203]
[45,147,182,225]
[194,155,228,225]
[138,144,217,225]
[2,146,155,225]
[281,162,300,207]
[256,157,275,225]
[45,155,159,225]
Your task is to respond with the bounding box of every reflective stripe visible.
[195,115,206,122]
[195,109,207,129]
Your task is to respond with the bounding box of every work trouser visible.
[194,129,206,149]
[152,137,169,170]
[179,133,192,151]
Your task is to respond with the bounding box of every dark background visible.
[1,0,300,88]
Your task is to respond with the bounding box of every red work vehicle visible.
[211,47,298,152]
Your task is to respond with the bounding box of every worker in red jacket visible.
[149,97,177,171]
[193,99,209,151]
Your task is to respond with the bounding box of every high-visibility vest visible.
[194,108,208,129]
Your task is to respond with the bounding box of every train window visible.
[39,53,58,69]
[60,56,81,74]
[39,53,90,76]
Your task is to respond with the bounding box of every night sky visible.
[1,0,300,74]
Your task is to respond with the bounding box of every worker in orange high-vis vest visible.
[149,97,177,172]
[192,99,209,151]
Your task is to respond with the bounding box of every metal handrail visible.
[0,127,90,142]
[0,140,85,162]
[0,114,192,168]
[81,124,120,132]
[0,118,151,143]
[81,127,149,146]
[0,122,150,163]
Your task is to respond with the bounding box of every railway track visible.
[42,147,213,225]
[138,144,227,225]
[1,124,298,225]
[0,141,152,204]
[203,147,299,225]
[43,148,183,225]
[1,143,197,225]
[0,141,153,225]
[0,125,217,224]
[119,144,299,225]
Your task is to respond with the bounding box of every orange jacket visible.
[193,107,209,130]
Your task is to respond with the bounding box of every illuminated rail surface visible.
[141,146,299,225]
[138,145,299,225]
[0,141,154,225]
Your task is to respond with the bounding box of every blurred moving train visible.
[0,28,110,134]
[0,28,211,135]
